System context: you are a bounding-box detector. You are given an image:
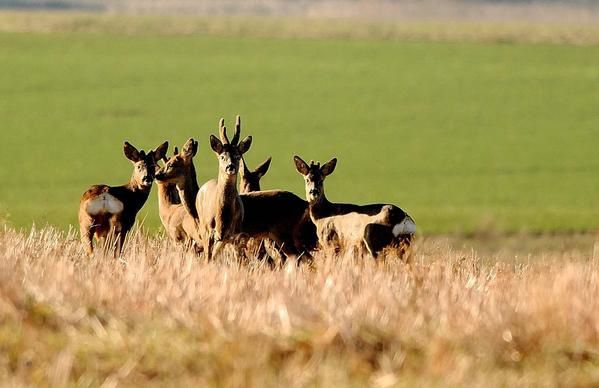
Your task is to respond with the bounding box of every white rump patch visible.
[86,193,124,216]
[392,217,416,236]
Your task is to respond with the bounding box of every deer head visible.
[239,157,272,193]
[209,116,252,176]
[124,141,168,188]
[155,138,198,186]
[294,155,337,203]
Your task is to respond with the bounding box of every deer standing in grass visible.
[154,140,202,251]
[196,116,252,260]
[79,141,168,256]
[239,156,317,262]
[294,156,416,258]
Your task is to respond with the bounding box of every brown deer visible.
[293,155,416,258]
[79,141,168,256]
[239,157,316,262]
[196,116,252,260]
[239,190,316,261]
[154,140,202,251]
[239,157,271,194]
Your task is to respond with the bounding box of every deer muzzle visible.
[225,164,237,175]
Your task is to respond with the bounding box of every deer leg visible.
[109,215,125,258]
[363,223,394,259]
[278,240,300,264]
[204,233,215,261]
[115,230,127,258]
[211,240,225,260]
[80,223,95,256]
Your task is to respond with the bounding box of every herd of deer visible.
[78,116,416,263]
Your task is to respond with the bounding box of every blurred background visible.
[2,0,599,22]
[0,0,598,235]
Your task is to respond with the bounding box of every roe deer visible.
[239,190,317,261]
[239,157,316,262]
[79,141,168,256]
[155,141,202,251]
[239,157,271,194]
[196,116,252,260]
[293,156,416,258]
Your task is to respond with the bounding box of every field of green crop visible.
[1,14,599,234]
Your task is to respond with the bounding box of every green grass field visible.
[1,15,599,234]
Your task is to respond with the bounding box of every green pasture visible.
[1,28,598,234]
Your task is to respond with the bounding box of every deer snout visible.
[142,175,153,185]
[225,164,237,175]
[309,188,320,196]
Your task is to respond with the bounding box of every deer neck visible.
[157,182,180,220]
[176,162,200,220]
[309,194,334,221]
[124,175,152,210]
[216,170,239,207]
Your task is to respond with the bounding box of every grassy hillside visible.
[1,17,598,234]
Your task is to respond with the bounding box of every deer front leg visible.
[204,231,216,261]
[211,239,226,260]
[109,215,125,258]
[80,223,95,256]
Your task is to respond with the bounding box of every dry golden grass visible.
[1,11,599,46]
[1,226,598,386]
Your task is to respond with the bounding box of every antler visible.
[231,115,241,145]
[219,118,230,144]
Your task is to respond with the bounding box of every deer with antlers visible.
[196,116,252,259]
[154,140,202,250]
[78,141,168,256]
[294,156,416,258]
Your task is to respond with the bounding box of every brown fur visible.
[78,141,168,256]
[294,155,415,258]
[155,139,202,250]
[196,116,252,260]
[239,157,316,262]
[239,190,316,261]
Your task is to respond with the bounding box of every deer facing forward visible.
[79,141,168,256]
[196,116,252,260]
[294,156,415,258]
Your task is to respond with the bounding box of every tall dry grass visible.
[0,226,598,386]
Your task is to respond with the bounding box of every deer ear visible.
[255,157,272,178]
[293,155,309,175]
[152,141,169,162]
[321,158,337,176]
[237,136,252,155]
[210,135,223,154]
[182,138,198,159]
[239,158,249,175]
[124,141,141,162]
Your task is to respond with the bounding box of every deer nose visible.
[142,176,153,184]
[225,164,236,174]
[309,189,320,196]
